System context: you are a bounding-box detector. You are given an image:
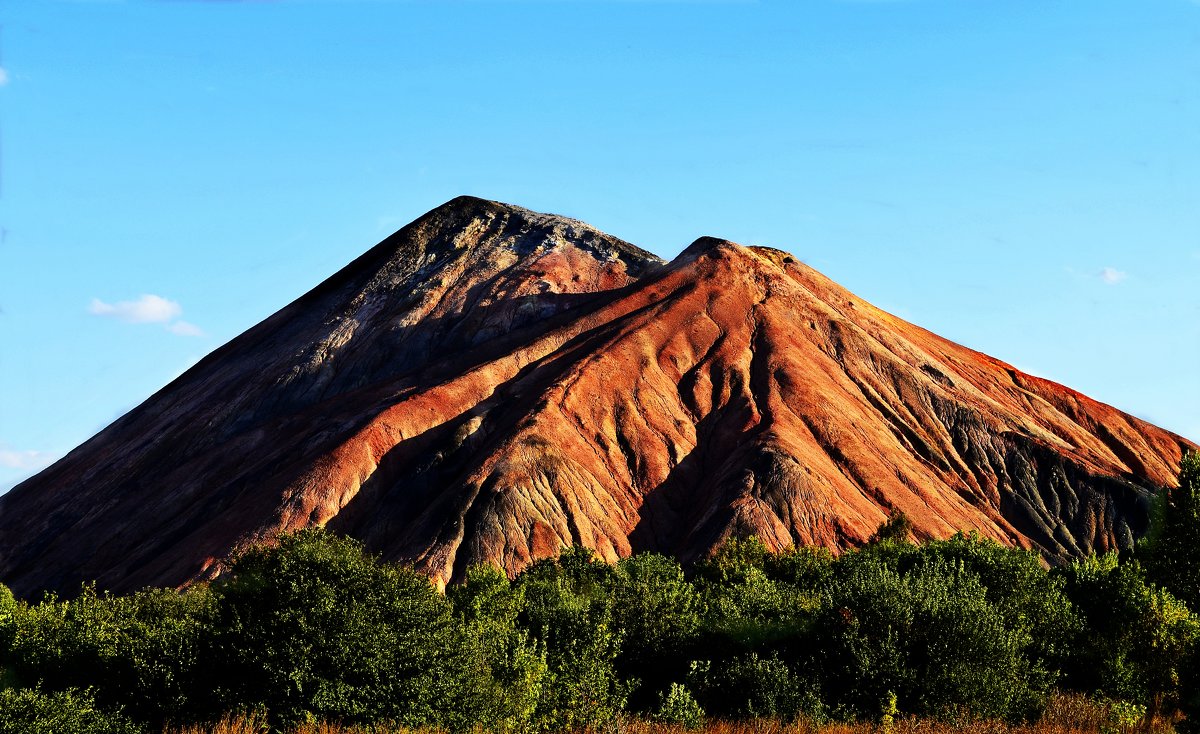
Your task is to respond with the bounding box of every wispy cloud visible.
[166,320,206,337]
[90,294,181,323]
[0,68,9,87]
[89,294,205,336]
[1099,267,1127,285]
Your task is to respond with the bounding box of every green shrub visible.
[2,584,213,725]
[687,652,823,721]
[611,552,702,709]
[0,584,16,652]
[448,565,547,731]
[694,536,772,587]
[762,545,835,594]
[870,510,915,544]
[653,682,705,729]
[515,546,628,730]
[201,529,484,729]
[812,554,1046,722]
[1061,554,1199,723]
[695,537,812,652]
[0,584,18,692]
[0,687,141,734]
[912,533,1080,679]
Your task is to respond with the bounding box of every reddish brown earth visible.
[0,197,1193,597]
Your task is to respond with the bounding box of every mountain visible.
[0,197,1192,597]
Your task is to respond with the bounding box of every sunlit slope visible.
[0,198,1190,596]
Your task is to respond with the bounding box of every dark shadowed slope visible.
[0,198,1191,596]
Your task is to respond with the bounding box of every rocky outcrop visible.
[0,197,1191,597]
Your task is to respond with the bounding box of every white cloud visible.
[0,446,56,471]
[0,68,9,87]
[166,320,205,337]
[90,294,182,323]
[89,293,205,336]
[1099,267,1127,285]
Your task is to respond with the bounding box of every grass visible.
[165,694,1173,734]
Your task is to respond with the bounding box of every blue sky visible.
[1,0,1198,492]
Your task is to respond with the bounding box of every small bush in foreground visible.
[516,546,629,731]
[3,584,214,725]
[1061,553,1199,722]
[654,683,706,729]
[201,530,484,730]
[0,687,140,734]
[812,554,1046,722]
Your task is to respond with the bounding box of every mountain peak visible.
[675,238,805,274]
[395,196,664,277]
[678,235,743,259]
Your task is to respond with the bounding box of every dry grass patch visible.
[164,695,1174,734]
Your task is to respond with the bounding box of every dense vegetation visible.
[1,453,1198,733]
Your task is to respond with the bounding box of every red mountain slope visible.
[0,198,1191,596]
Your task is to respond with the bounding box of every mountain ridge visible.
[0,197,1191,597]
